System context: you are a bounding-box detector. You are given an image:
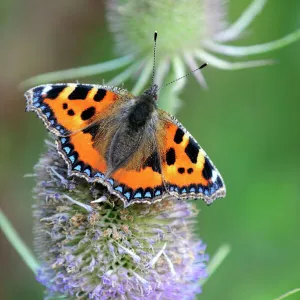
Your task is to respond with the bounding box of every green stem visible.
[0,209,39,274]
[20,54,135,89]
[201,243,231,285]
[273,288,300,300]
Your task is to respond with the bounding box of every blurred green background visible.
[0,0,299,299]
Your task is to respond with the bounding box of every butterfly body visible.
[106,85,158,178]
[25,83,226,206]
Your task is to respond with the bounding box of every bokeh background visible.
[1,0,299,299]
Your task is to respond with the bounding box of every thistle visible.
[20,0,300,114]
[33,141,208,299]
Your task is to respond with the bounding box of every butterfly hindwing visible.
[58,130,107,180]
[25,83,125,136]
[108,163,165,205]
[58,125,166,206]
[157,110,226,204]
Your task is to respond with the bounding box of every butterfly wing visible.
[26,84,225,206]
[26,84,166,206]
[57,120,166,207]
[105,148,166,206]
[156,110,226,204]
[25,83,131,136]
[93,115,166,206]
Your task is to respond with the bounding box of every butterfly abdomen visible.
[106,125,141,172]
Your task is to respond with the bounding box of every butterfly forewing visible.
[25,83,127,136]
[156,110,226,204]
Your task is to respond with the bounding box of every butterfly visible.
[25,80,226,207]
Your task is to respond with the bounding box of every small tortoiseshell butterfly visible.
[25,35,226,207]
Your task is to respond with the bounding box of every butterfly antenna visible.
[158,63,208,91]
[151,31,158,86]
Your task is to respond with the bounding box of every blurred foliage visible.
[0,0,299,299]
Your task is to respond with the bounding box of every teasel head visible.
[21,0,300,115]
[33,140,209,299]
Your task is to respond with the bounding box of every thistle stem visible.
[0,209,39,274]
[201,243,231,285]
[273,288,300,300]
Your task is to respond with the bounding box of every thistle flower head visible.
[107,0,229,94]
[22,0,300,115]
[107,0,225,58]
[106,0,300,98]
[33,141,208,299]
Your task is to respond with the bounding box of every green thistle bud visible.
[21,0,300,115]
[107,0,214,58]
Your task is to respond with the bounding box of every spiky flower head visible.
[33,141,208,299]
[107,0,299,93]
[21,0,300,115]
[107,0,226,58]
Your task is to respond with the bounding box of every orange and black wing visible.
[25,84,166,206]
[25,83,128,136]
[105,141,166,206]
[156,110,226,204]
[56,120,166,206]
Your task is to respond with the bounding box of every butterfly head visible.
[142,84,158,101]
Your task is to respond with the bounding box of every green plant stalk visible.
[201,243,231,285]
[0,209,39,274]
[273,288,300,300]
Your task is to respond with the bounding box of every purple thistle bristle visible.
[33,140,208,299]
